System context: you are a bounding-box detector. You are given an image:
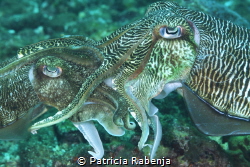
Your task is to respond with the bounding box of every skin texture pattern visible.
[0,1,249,159]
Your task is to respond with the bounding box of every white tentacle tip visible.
[88,150,104,159]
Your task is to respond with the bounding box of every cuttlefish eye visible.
[42,66,62,77]
[159,26,183,39]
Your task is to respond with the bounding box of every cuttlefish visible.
[0,1,249,159]
[0,36,132,159]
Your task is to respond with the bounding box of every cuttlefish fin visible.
[182,83,250,136]
[72,121,104,159]
[0,103,47,140]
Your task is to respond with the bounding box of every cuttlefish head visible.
[28,40,130,159]
[95,2,200,158]
[0,37,104,137]
[31,53,128,138]
[0,37,129,159]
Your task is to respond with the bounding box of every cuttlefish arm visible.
[148,110,162,160]
[147,83,182,159]
[71,100,124,159]
[105,35,153,149]
[73,121,103,159]
[69,85,130,159]
[70,86,126,137]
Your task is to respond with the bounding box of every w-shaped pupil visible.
[166,27,178,34]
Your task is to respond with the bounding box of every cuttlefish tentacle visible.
[125,84,150,150]
[105,76,134,128]
[122,112,136,130]
[110,35,157,149]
